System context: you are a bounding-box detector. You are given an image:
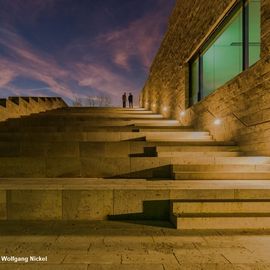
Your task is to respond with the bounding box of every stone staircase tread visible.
[155,141,237,146]
[172,199,270,202]
[171,200,270,214]
[2,178,270,190]
[0,131,209,135]
[173,213,270,218]
[158,151,243,157]
[173,171,270,180]
[147,139,213,142]
[173,162,270,168]
[174,171,270,173]
[157,148,240,152]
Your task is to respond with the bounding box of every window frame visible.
[188,0,259,107]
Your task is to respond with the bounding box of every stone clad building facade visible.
[141,0,270,155]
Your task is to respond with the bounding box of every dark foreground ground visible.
[0,221,269,269]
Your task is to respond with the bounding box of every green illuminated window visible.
[189,0,261,106]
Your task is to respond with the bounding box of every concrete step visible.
[45,108,150,114]
[173,164,270,180]
[154,141,237,146]
[138,127,194,132]
[0,126,193,133]
[0,126,141,132]
[0,141,154,157]
[135,125,192,129]
[0,141,239,159]
[2,120,135,127]
[173,172,270,180]
[36,110,155,116]
[173,158,270,169]
[21,114,165,120]
[156,145,240,152]
[146,131,212,142]
[10,114,165,121]
[39,112,156,118]
[4,119,180,127]
[0,140,239,158]
[171,201,270,214]
[2,178,270,194]
[0,131,212,142]
[0,156,172,178]
[1,178,270,222]
[0,131,146,142]
[145,131,210,137]
[171,213,270,230]
[158,151,243,157]
[147,137,213,142]
[3,155,270,179]
[133,120,180,126]
[0,123,188,130]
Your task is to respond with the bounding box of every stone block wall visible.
[0,97,67,122]
[141,0,270,155]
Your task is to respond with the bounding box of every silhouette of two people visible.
[122,92,133,108]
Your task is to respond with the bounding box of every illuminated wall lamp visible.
[180,111,186,117]
[214,118,222,125]
[163,106,168,112]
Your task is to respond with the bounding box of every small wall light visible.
[180,111,186,117]
[163,106,168,112]
[152,103,156,108]
[214,118,222,125]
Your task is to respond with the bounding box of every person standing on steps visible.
[122,92,127,108]
[128,93,133,108]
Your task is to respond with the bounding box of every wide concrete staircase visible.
[1,106,270,230]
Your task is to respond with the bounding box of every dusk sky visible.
[0,0,175,105]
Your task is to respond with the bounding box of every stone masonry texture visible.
[141,0,270,155]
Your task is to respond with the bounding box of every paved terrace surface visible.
[0,220,270,270]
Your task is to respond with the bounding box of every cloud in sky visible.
[96,7,168,70]
[0,0,175,105]
[0,28,74,99]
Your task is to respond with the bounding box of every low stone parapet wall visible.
[1,179,270,221]
[0,97,67,122]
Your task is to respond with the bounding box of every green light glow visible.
[190,0,261,105]
[202,8,243,97]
